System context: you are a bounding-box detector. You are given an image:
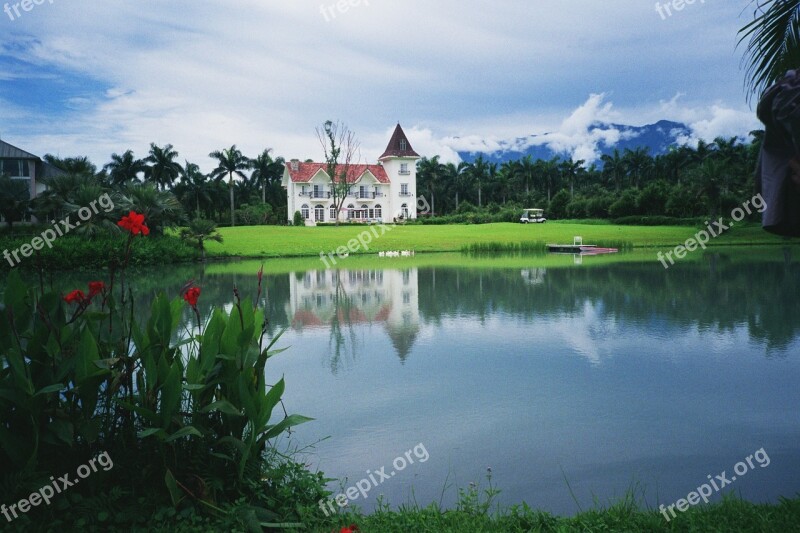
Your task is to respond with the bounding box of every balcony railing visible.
[399,192,413,197]
[349,191,384,199]
[300,191,331,199]
[399,170,411,175]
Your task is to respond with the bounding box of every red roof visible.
[379,124,420,159]
[285,162,390,184]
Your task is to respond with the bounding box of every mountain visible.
[456,120,692,166]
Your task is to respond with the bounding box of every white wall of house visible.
[379,157,417,222]
[283,156,419,225]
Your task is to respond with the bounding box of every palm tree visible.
[517,155,536,196]
[470,155,491,208]
[209,145,251,227]
[119,184,184,235]
[623,147,652,189]
[176,161,212,219]
[694,158,728,219]
[443,162,472,212]
[601,149,625,190]
[739,0,800,101]
[144,144,182,191]
[559,158,585,199]
[43,155,97,177]
[104,150,147,188]
[32,174,98,222]
[539,157,561,203]
[417,156,443,216]
[496,162,515,204]
[180,218,223,261]
[250,149,284,205]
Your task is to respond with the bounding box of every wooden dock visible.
[547,236,618,255]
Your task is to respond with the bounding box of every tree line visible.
[416,133,763,221]
[0,143,287,232]
[0,132,764,233]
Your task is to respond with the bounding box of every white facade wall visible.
[284,157,419,225]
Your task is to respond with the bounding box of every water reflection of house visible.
[286,268,420,361]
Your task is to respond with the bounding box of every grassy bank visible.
[205,222,794,259]
[302,495,800,533]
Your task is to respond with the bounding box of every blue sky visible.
[0,0,761,169]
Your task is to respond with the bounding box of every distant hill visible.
[456,120,693,166]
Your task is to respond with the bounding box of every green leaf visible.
[160,362,182,428]
[33,384,65,396]
[75,328,101,383]
[48,419,74,446]
[138,427,164,439]
[262,414,314,441]
[164,426,202,443]
[261,377,286,427]
[199,400,242,416]
[164,469,182,507]
[4,269,27,309]
[93,358,120,370]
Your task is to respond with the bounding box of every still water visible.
[21,248,800,515]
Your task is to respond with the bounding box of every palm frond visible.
[739,0,800,101]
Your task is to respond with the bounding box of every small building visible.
[0,139,64,199]
[282,124,421,224]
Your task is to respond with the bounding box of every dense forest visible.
[416,134,762,221]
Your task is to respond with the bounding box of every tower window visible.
[400,139,407,151]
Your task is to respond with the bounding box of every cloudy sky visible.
[0,0,762,170]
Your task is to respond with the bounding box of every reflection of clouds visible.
[491,300,775,367]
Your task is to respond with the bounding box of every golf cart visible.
[520,208,547,224]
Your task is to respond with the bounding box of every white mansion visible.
[281,124,420,224]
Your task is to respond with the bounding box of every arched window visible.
[329,205,336,220]
[301,204,309,220]
[346,204,355,220]
[314,205,324,222]
[375,204,382,220]
[401,203,409,219]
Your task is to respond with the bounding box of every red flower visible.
[118,211,150,236]
[63,290,87,305]
[183,287,201,308]
[88,281,105,299]
[340,526,358,533]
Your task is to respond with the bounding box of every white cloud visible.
[0,0,757,169]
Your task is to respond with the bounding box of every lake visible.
[14,247,800,516]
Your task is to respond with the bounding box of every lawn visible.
[205,221,793,259]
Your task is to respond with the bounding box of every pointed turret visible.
[379,124,420,160]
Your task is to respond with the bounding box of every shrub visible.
[0,213,324,530]
[234,203,274,226]
[548,190,571,219]
[293,210,304,227]
[608,190,640,218]
[456,201,477,214]
[566,197,590,219]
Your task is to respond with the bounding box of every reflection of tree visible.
[19,252,799,361]
[415,253,800,353]
[327,271,359,374]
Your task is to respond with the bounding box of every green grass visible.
[205,222,794,259]
[301,494,800,533]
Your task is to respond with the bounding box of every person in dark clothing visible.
[755,69,800,236]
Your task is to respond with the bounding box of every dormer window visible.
[400,139,407,151]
